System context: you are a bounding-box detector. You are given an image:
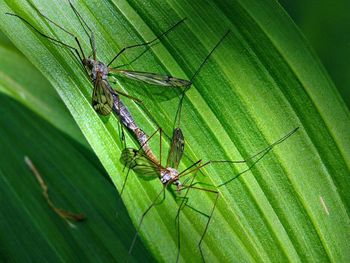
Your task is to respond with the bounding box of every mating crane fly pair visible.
[7,1,299,262]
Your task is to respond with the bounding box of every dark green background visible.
[279,0,350,108]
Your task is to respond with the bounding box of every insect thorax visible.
[160,168,181,187]
[83,58,109,80]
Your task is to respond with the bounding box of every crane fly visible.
[121,123,299,261]
[6,0,191,147]
[116,31,230,261]
[118,29,297,261]
[118,30,300,260]
[116,28,231,199]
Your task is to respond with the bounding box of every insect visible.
[117,31,230,261]
[121,125,299,261]
[119,28,299,260]
[6,1,191,147]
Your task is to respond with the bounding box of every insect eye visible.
[82,59,93,70]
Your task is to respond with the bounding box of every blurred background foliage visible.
[279,0,350,108]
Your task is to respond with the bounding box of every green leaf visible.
[0,31,89,146]
[0,94,153,262]
[1,0,349,262]
[0,27,153,262]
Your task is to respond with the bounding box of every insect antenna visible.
[107,18,187,67]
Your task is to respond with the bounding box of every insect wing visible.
[109,69,191,87]
[120,148,160,180]
[167,128,185,169]
[92,76,114,115]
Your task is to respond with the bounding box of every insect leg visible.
[115,161,133,218]
[178,180,220,262]
[116,98,127,149]
[6,12,84,63]
[178,127,300,183]
[107,18,186,67]
[119,128,162,200]
[112,89,143,104]
[175,171,197,262]
[67,0,96,60]
[198,190,219,263]
[217,147,273,187]
[129,186,167,255]
[190,30,230,84]
[174,30,230,128]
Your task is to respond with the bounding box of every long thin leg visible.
[117,98,127,149]
[178,181,220,262]
[159,127,163,166]
[198,191,219,262]
[31,2,87,59]
[107,18,186,67]
[175,197,185,263]
[217,145,273,187]
[178,127,300,179]
[129,186,167,255]
[111,47,152,69]
[67,0,96,59]
[115,164,132,218]
[177,198,210,218]
[173,30,230,128]
[179,160,236,178]
[67,0,93,38]
[190,30,230,84]
[113,89,143,104]
[110,92,128,148]
[123,127,162,181]
[118,127,162,203]
[6,13,84,64]
[175,171,197,262]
